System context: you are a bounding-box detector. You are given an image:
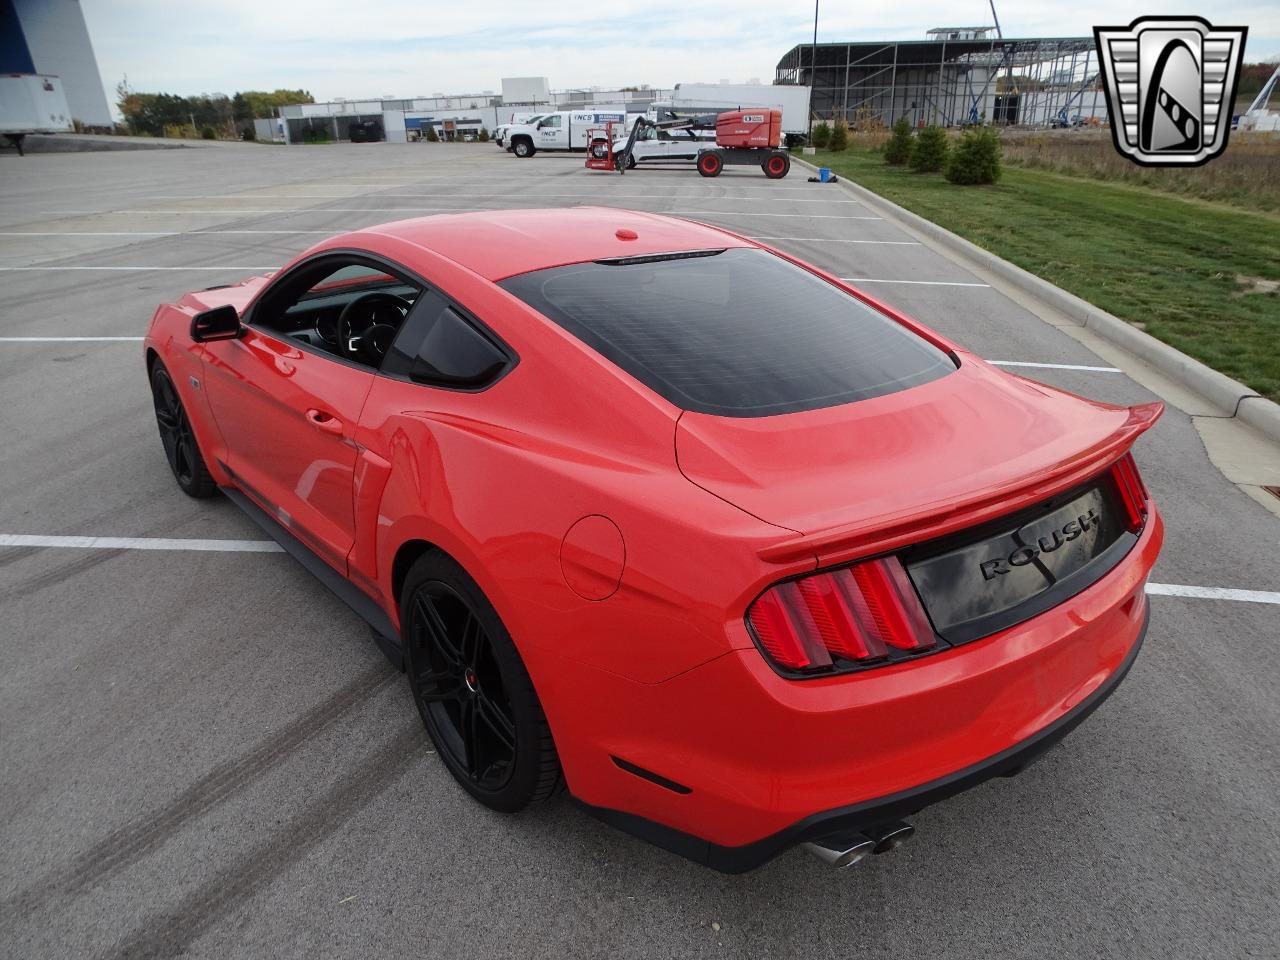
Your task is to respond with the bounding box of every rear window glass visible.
[498,247,956,417]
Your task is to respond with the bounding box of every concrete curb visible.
[793,156,1280,445]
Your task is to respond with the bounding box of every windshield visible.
[499,248,956,417]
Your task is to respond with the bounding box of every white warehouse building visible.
[266,79,671,144]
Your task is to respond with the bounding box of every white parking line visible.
[40,209,891,221]
[0,266,277,272]
[0,534,283,552]
[0,231,335,237]
[1147,583,1280,604]
[152,193,866,204]
[680,211,901,221]
[3,532,1275,604]
[752,235,903,244]
[38,209,459,215]
[841,277,989,287]
[990,360,1123,373]
[0,336,143,342]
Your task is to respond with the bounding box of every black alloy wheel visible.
[408,581,517,790]
[401,553,561,811]
[150,362,217,498]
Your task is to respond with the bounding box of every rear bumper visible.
[548,508,1161,872]
[580,602,1148,873]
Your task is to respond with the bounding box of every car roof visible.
[350,207,755,282]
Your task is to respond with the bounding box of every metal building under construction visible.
[776,27,1107,128]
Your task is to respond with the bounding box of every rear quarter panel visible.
[347,247,814,686]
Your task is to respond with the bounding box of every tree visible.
[236,89,314,119]
[425,125,439,142]
[114,85,233,137]
[945,126,1002,184]
[884,116,914,165]
[478,127,490,142]
[910,125,949,172]
[811,120,831,149]
[828,120,849,151]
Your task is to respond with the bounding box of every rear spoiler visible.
[758,402,1163,566]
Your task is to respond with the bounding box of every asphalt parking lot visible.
[1,140,1277,959]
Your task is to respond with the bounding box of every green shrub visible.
[478,127,490,142]
[811,121,831,149]
[241,124,256,141]
[910,124,949,172]
[425,125,439,142]
[884,116,914,165]
[828,120,849,152]
[945,126,1002,184]
[200,126,216,140]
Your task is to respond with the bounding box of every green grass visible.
[811,148,1280,402]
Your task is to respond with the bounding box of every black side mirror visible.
[191,304,242,343]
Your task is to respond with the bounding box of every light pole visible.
[808,0,819,142]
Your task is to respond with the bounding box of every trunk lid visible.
[675,357,1161,566]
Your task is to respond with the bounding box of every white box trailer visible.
[663,83,812,145]
[504,111,631,157]
[0,74,73,155]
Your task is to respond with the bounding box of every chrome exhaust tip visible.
[804,821,915,867]
[803,833,876,869]
[863,820,915,854]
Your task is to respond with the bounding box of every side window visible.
[382,291,512,390]
[250,257,423,370]
[540,115,562,129]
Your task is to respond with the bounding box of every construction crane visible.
[598,110,791,178]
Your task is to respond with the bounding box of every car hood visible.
[675,356,1162,565]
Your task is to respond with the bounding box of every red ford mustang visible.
[144,208,1163,872]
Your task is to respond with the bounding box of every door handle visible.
[305,408,344,435]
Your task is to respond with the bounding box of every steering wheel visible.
[336,292,411,365]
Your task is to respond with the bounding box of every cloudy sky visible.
[86,0,1278,102]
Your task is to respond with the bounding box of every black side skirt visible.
[221,486,403,668]
[578,605,1149,873]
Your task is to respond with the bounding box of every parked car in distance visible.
[609,124,715,168]
[348,119,383,142]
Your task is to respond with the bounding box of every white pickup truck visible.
[494,113,544,148]
[0,74,73,155]
[505,111,630,157]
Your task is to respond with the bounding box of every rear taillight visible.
[746,557,938,675]
[1111,453,1149,531]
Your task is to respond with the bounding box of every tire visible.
[512,138,535,158]
[149,361,217,498]
[626,154,637,169]
[763,153,790,179]
[401,552,562,812]
[697,151,723,177]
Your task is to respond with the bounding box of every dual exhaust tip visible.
[802,821,915,869]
